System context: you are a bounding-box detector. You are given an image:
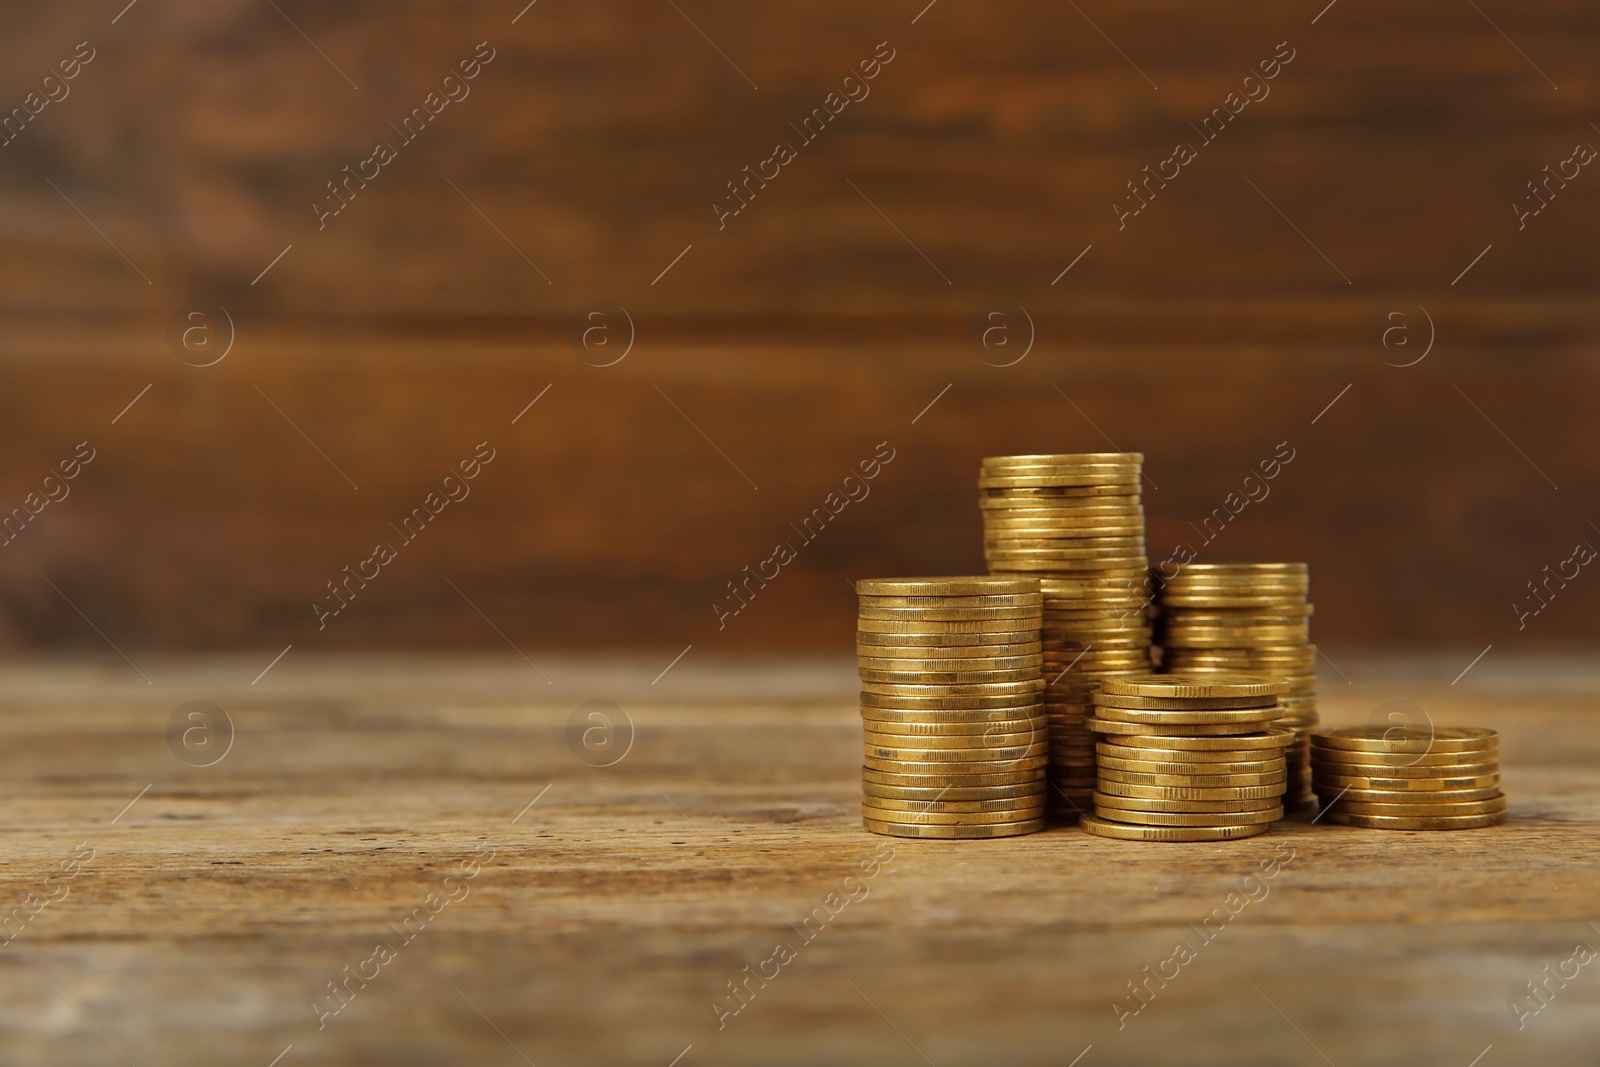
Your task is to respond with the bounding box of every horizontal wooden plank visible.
[0,654,1592,1064]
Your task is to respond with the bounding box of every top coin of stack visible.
[856,576,1047,839]
[1156,563,1318,808]
[1311,726,1507,829]
[1083,675,1292,842]
[978,454,1152,821]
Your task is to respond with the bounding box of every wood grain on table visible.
[0,653,1594,1065]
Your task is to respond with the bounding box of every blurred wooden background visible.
[0,0,1596,653]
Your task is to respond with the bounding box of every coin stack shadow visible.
[1156,562,1319,809]
[1311,726,1507,829]
[979,454,1153,823]
[857,576,1048,839]
[1081,675,1294,842]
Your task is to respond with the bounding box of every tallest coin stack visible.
[979,454,1153,822]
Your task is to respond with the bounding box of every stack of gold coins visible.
[1081,675,1293,841]
[856,576,1047,838]
[1311,726,1507,829]
[1156,562,1318,808]
[978,454,1152,823]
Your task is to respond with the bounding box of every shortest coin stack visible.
[1310,726,1507,829]
[1082,675,1292,842]
[857,576,1047,839]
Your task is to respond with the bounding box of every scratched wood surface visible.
[0,653,1594,1065]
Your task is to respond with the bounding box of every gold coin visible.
[1089,705,1283,726]
[983,452,1145,466]
[1311,726,1499,754]
[859,715,1043,735]
[866,739,1047,762]
[1161,576,1307,587]
[864,755,1050,775]
[1086,718,1262,736]
[1037,570,1151,583]
[862,782,1047,802]
[1045,659,1153,674]
[1309,758,1499,779]
[1097,780,1286,801]
[1042,628,1151,641]
[859,654,1044,674]
[859,692,1047,712]
[979,458,1142,472]
[1039,607,1147,619]
[859,667,1041,685]
[860,679,1044,697]
[983,521,1146,536]
[864,816,1046,838]
[856,617,1043,636]
[1098,767,1286,787]
[1044,642,1151,656]
[856,638,1043,656]
[861,766,1046,787]
[981,469,1142,484]
[1078,814,1270,841]
[857,630,1042,646]
[1090,693,1281,711]
[1326,795,1507,817]
[1091,792,1284,814]
[859,704,1043,723]
[1098,675,1286,699]
[862,802,1046,824]
[1095,753,1284,775]
[1092,804,1283,827]
[1161,584,1308,595]
[1313,784,1503,803]
[1166,655,1315,670]
[858,592,1044,610]
[1312,772,1501,791]
[1168,562,1307,576]
[981,496,1141,511]
[1167,603,1315,617]
[1159,596,1308,610]
[1304,748,1499,769]
[864,729,1041,750]
[1164,634,1310,650]
[856,577,1040,597]
[985,535,1147,548]
[862,793,1046,812]
[988,558,1148,572]
[990,547,1150,561]
[982,497,1143,510]
[1163,622,1310,637]
[1318,810,1507,831]
[1045,646,1152,660]
[857,605,1044,622]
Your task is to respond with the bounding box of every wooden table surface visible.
[1,652,1595,1065]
